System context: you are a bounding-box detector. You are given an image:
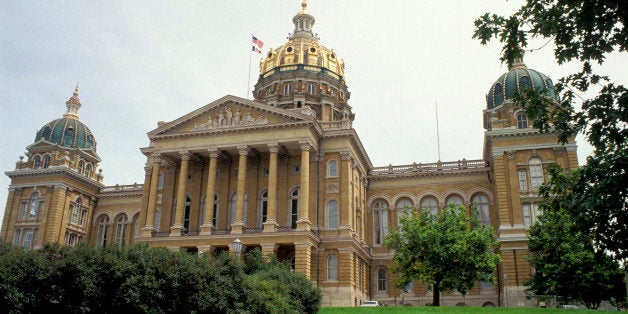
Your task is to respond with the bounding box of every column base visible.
[199,224,215,236]
[263,220,279,232]
[296,218,311,231]
[140,226,154,237]
[169,225,185,237]
[230,222,244,234]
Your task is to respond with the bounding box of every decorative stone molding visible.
[299,141,311,151]
[179,151,191,160]
[144,164,153,176]
[340,150,352,161]
[191,107,269,131]
[553,146,566,156]
[267,142,280,153]
[506,150,516,160]
[237,146,249,156]
[151,153,162,163]
[326,183,339,193]
[208,147,220,158]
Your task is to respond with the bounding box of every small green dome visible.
[486,61,558,109]
[34,117,97,152]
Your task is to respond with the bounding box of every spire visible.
[508,50,527,70]
[291,0,316,39]
[64,83,82,120]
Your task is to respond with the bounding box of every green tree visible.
[473,0,628,262]
[526,165,627,309]
[384,205,501,306]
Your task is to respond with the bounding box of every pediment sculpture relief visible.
[191,107,269,131]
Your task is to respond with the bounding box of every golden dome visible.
[259,1,345,81]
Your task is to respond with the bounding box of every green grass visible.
[318,306,620,313]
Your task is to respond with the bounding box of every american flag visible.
[252,45,262,53]
[252,35,264,49]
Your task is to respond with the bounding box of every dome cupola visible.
[34,84,98,152]
[486,57,558,109]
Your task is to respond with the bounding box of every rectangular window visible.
[530,165,544,188]
[157,174,164,189]
[23,229,34,249]
[79,210,87,226]
[19,202,27,220]
[523,203,539,228]
[518,169,528,191]
[234,169,239,179]
[13,229,22,246]
[373,211,388,245]
[292,165,301,175]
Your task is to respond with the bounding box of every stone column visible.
[200,148,219,235]
[263,143,279,232]
[294,242,312,279]
[0,187,17,240]
[297,141,311,230]
[138,163,152,234]
[231,146,248,234]
[142,153,162,237]
[170,151,191,236]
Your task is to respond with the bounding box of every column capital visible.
[237,146,249,156]
[151,152,162,163]
[267,142,280,153]
[299,141,312,151]
[340,150,352,161]
[144,163,153,176]
[179,151,192,160]
[207,147,220,158]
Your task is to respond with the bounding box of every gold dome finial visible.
[300,0,308,13]
[64,82,82,120]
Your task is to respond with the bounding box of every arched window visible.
[41,126,51,140]
[372,200,388,245]
[154,210,161,232]
[42,154,51,169]
[290,188,299,229]
[229,193,248,226]
[184,196,191,231]
[63,128,75,147]
[494,83,504,106]
[520,75,531,90]
[29,192,40,220]
[284,82,292,95]
[517,112,529,128]
[32,155,41,169]
[85,163,93,177]
[97,216,109,247]
[446,194,463,207]
[77,160,85,174]
[529,157,544,188]
[86,135,93,148]
[327,160,337,177]
[327,255,338,281]
[260,190,268,226]
[377,267,388,292]
[396,198,413,226]
[327,200,338,229]
[114,215,128,247]
[420,196,438,215]
[472,194,490,225]
[133,214,140,237]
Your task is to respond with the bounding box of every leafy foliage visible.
[474,0,628,262]
[0,242,321,313]
[526,165,626,309]
[384,205,501,306]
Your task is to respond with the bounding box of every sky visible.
[1,1,626,223]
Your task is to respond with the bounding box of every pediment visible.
[148,95,315,138]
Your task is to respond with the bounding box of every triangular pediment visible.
[148,95,316,138]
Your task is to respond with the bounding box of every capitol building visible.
[1,1,578,307]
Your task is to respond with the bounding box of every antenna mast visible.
[435,101,441,161]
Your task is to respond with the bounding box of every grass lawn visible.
[319,306,620,313]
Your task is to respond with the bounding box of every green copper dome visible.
[33,84,97,152]
[486,60,558,109]
[34,117,97,151]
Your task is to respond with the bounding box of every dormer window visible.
[42,154,51,169]
[63,128,75,147]
[284,83,293,95]
[85,163,93,177]
[78,160,85,174]
[517,112,529,128]
[33,155,41,169]
[307,83,316,95]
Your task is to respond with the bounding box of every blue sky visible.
[1,1,626,223]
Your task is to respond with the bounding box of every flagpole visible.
[435,101,441,161]
[247,47,252,100]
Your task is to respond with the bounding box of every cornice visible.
[491,142,577,157]
[5,166,105,189]
[367,167,490,182]
[8,181,99,198]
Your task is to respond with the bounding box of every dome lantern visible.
[64,83,82,120]
[291,0,316,39]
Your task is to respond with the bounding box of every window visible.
[472,194,490,225]
[86,135,93,148]
[184,196,191,231]
[284,83,292,95]
[518,169,528,191]
[85,163,93,177]
[33,155,41,169]
[327,200,338,228]
[372,200,388,245]
[29,192,40,220]
[327,255,338,281]
[70,198,82,224]
[307,83,316,95]
[63,128,75,147]
[65,231,79,246]
[292,165,301,175]
[262,167,269,177]
[114,215,128,246]
[97,216,109,247]
[154,210,161,231]
[42,154,51,169]
[133,215,140,237]
[13,229,22,246]
[200,195,207,226]
[290,188,299,229]
[529,158,544,188]
[403,281,413,293]
[421,196,438,215]
[22,229,36,249]
[19,202,27,220]
[377,267,388,292]
[77,160,85,174]
[523,203,540,228]
[80,209,87,226]
[327,160,337,177]
[260,190,268,226]
[213,195,219,227]
[446,194,463,207]
[41,126,51,140]
[517,112,529,128]
[186,172,193,182]
[229,193,248,226]
[157,173,164,189]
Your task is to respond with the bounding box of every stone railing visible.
[369,159,488,176]
[320,120,352,131]
[100,183,144,193]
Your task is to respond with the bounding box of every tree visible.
[384,205,501,306]
[526,165,626,309]
[474,0,628,262]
